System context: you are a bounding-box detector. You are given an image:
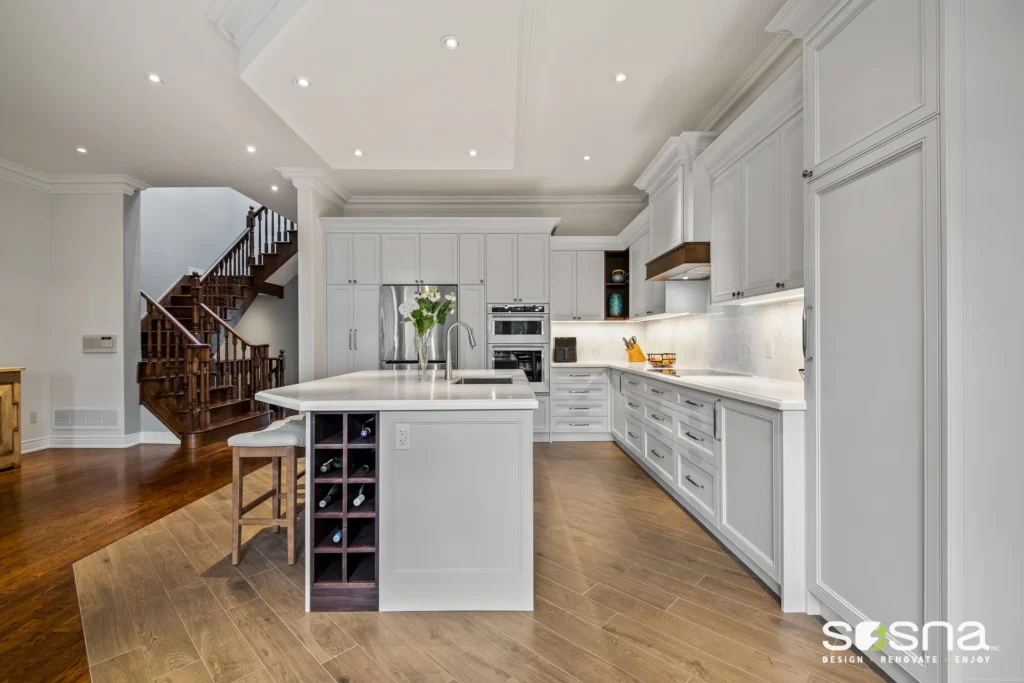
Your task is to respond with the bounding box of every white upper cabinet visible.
[456,284,486,369]
[551,250,603,321]
[803,0,937,179]
[418,233,458,283]
[327,233,379,284]
[486,233,550,303]
[699,61,804,305]
[459,234,486,285]
[627,231,665,318]
[635,133,719,260]
[381,234,419,284]
[382,233,457,284]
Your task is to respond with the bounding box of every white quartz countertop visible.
[255,369,538,412]
[554,361,806,410]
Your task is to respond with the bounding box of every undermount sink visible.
[451,377,514,385]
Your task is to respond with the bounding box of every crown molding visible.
[618,206,650,247]
[550,235,624,251]
[766,0,844,40]
[698,32,795,131]
[0,157,147,195]
[320,216,560,234]
[344,194,645,214]
[634,133,719,194]
[276,167,350,209]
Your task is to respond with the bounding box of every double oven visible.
[487,304,549,392]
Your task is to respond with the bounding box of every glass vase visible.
[416,334,430,379]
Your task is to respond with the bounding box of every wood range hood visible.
[645,241,711,281]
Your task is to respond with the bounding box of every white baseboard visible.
[533,432,550,443]
[139,431,182,445]
[549,433,614,442]
[21,431,181,452]
[21,437,51,454]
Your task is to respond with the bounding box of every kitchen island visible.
[255,369,537,613]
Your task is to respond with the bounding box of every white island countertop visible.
[555,361,806,410]
[255,369,538,412]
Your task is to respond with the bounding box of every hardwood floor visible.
[4,441,884,683]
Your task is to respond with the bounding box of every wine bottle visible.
[319,457,339,474]
[356,463,370,474]
[318,484,341,509]
[352,484,366,507]
[331,527,343,544]
[359,417,375,439]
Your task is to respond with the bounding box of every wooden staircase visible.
[139,206,297,448]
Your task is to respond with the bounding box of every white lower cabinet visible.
[549,367,610,441]
[609,370,625,441]
[533,394,550,437]
[643,428,676,486]
[676,448,718,523]
[326,284,380,376]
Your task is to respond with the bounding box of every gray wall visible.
[123,192,142,436]
[234,277,300,388]
[141,187,254,298]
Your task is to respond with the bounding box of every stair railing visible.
[141,291,211,432]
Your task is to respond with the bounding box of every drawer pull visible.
[568,407,589,411]
[627,401,639,408]
[570,423,591,427]
[684,399,703,408]
[568,390,590,394]
[684,431,704,443]
[627,431,638,438]
[627,380,639,386]
[649,388,665,395]
[651,414,665,423]
[684,475,705,490]
[650,448,665,460]
[569,374,591,378]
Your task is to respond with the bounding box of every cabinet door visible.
[351,233,380,285]
[550,251,576,321]
[629,239,646,318]
[381,234,420,284]
[609,371,625,442]
[778,114,805,288]
[719,399,781,579]
[459,234,486,285]
[325,233,352,284]
[351,284,379,372]
[419,233,458,283]
[807,121,940,648]
[741,135,780,297]
[486,234,517,302]
[805,0,937,177]
[534,395,550,433]
[576,251,606,320]
[648,169,684,259]
[710,164,743,303]
[646,269,666,316]
[456,284,486,369]
[325,285,353,377]
[516,233,550,303]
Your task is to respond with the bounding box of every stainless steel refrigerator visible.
[379,285,459,370]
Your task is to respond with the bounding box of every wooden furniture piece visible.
[0,368,24,471]
[229,419,306,565]
[309,411,379,612]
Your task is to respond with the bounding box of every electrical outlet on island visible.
[764,339,775,359]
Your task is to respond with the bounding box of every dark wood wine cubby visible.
[308,411,379,611]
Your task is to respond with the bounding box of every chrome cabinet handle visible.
[568,407,589,411]
[627,380,639,386]
[569,374,591,377]
[803,304,813,363]
[568,390,590,394]
[570,423,590,427]
[714,400,722,440]
[348,329,353,350]
[684,399,702,408]
[684,431,704,443]
[651,414,665,422]
[650,448,665,459]
[684,475,704,489]
[353,328,358,349]
[627,431,638,438]
[627,401,639,408]
[650,388,664,395]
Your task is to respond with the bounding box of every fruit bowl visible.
[646,353,676,368]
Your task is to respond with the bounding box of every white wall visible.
[551,296,803,382]
[140,187,254,298]
[123,193,142,436]
[234,278,299,387]
[0,176,51,450]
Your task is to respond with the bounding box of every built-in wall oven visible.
[487,303,550,392]
[488,346,548,393]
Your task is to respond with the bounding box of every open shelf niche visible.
[309,411,379,611]
[604,250,630,320]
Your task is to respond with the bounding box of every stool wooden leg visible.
[286,448,298,565]
[271,453,281,534]
[231,448,242,565]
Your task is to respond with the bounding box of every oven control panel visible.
[490,304,547,313]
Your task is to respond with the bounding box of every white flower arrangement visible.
[401,287,456,337]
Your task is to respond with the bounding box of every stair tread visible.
[197,410,274,432]
[173,397,251,414]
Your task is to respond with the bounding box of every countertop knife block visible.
[626,344,645,363]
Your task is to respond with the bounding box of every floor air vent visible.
[53,408,120,430]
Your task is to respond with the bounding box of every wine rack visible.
[308,411,379,611]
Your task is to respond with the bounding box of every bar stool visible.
[228,416,306,565]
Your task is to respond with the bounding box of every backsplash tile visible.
[551,297,804,382]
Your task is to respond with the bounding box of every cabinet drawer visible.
[623,395,644,419]
[551,368,608,384]
[643,380,673,402]
[677,407,714,435]
[552,385,608,401]
[624,418,643,454]
[621,374,643,393]
[643,401,675,440]
[676,449,717,522]
[644,430,676,486]
[676,387,716,420]
[552,401,608,418]
[553,417,609,433]
[677,421,714,459]
[678,434,717,468]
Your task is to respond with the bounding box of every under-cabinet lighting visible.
[739,294,804,307]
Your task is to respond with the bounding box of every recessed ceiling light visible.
[76,147,88,154]
[147,73,163,84]
[468,149,478,157]
[294,77,310,88]
[682,275,689,280]
[441,35,460,49]
[246,145,256,153]
[615,73,627,83]
[271,185,279,192]
[353,149,363,156]
[582,155,592,161]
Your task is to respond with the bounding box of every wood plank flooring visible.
[15,441,886,683]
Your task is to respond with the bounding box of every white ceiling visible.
[0,0,789,233]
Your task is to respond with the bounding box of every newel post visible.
[189,274,202,337]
